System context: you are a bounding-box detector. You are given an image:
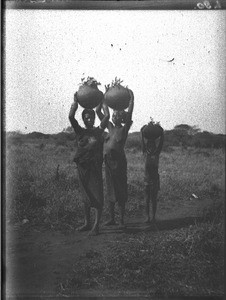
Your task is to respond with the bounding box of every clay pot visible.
[104,85,130,110]
[142,123,163,139]
[77,85,103,109]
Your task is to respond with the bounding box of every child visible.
[141,119,164,223]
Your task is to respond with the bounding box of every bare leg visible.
[118,202,125,229]
[144,185,151,224]
[104,202,117,226]
[150,185,158,222]
[89,206,102,236]
[77,204,91,231]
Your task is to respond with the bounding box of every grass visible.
[6,141,83,228]
[5,138,225,296]
[5,140,225,226]
[59,202,224,297]
[126,147,225,219]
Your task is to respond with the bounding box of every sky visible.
[4,9,226,134]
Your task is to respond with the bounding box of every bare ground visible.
[5,196,213,299]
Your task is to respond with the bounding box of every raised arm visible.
[96,102,105,121]
[127,89,134,120]
[68,93,83,134]
[96,102,113,131]
[99,102,110,130]
[140,126,147,154]
[124,89,134,131]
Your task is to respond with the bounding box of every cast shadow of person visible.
[123,216,203,234]
[99,216,203,235]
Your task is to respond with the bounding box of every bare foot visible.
[88,227,99,236]
[104,219,117,226]
[151,219,158,230]
[144,218,151,224]
[118,220,126,230]
[77,224,91,232]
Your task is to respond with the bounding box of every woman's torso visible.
[74,127,104,164]
[104,125,128,156]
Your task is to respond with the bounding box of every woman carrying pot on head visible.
[69,93,109,235]
[141,120,164,224]
[96,89,134,229]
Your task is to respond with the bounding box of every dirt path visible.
[6,225,122,297]
[6,221,143,297]
[5,199,210,298]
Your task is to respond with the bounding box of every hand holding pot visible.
[127,89,134,102]
[73,92,78,110]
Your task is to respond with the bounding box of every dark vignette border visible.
[3,0,226,10]
[1,1,225,300]
[1,5,7,300]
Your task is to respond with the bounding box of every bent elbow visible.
[68,115,74,123]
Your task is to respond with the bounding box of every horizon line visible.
[4,128,226,136]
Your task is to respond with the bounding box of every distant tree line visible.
[5,124,226,150]
[164,124,225,149]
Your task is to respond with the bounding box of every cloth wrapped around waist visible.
[104,149,126,170]
[74,148,96,166]
[74,137,103,166]
[75,148,103,208]
[104,150,127,204]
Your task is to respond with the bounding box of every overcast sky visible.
[4,9,226,134]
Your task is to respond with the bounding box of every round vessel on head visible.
[76,77,103,109]
[104,85,130,110]
[142,122,163,140]
[104,77,131,110]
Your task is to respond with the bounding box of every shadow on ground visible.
[99,216,203,235]
[116,216,203,234]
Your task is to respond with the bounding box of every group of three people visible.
[69,91,164,235]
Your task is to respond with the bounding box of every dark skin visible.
[97,89,134,228]
[141,129,164,224]
[69,93,109,235]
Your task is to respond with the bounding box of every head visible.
[141,125,156,153]
[112,110,127,126]
[82,109,95,128]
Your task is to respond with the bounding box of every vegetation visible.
[60,203,224,296]
[7,124,225,151]
[4,125,225,297]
